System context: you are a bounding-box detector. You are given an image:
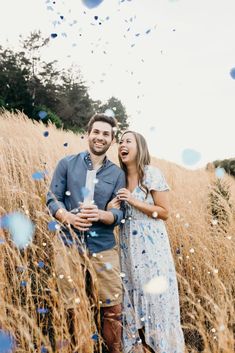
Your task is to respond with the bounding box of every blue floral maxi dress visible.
[120,166,185,353]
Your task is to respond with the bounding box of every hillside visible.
[0,111,234,353]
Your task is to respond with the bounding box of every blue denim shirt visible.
[46,151,126,253]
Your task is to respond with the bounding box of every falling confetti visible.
[2,212,35,249]
[229,67,235,79]
[104,109,115,118]
[43,131,49,137]
[104,262,113,270]
[48,220,60,231]
[182,149,201,166]
[0,330,15,353]
[91,333,99,341]
[32,171,45,180]
[82,0,104,9]
[38,261,45,268]
[215,167,225,178]
[37,308,49,314]
[143,276,168,294]
[38,111,48,120]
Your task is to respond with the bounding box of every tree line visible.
[0,31,129,133]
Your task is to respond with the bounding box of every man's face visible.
[88,121,114,156]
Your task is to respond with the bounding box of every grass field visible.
[0,111,234,352]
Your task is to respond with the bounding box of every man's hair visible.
[87,113,118,138]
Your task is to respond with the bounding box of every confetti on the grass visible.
[82,0,104,9]
[182,148,201,166]
[2,212,34,249]
[0,330,15,353]
[143,276,168,294]
[38,111,48,120]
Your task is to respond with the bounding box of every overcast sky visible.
[1,0,235,168]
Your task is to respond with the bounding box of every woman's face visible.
[118,132,138,165]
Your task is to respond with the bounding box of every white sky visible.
[1,0,235,169]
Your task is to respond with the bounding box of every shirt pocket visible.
[95,178,115,206]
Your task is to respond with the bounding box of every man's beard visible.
[89,141,110,156]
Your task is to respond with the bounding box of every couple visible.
[46,113,184,353]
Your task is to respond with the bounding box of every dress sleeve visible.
[145,166,170,192]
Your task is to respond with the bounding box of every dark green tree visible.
[99,96,129,131]
[0,46,33,116]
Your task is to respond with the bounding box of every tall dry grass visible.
[0,111,234,352]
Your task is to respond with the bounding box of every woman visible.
[112,131,184,353]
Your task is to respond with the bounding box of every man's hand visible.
[66,212,93,232]
[80,203,100,222]
[55,209,92,232]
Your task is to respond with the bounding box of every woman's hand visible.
[107,197,121,210]
[116,188,133,203]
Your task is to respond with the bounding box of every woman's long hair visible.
[118,130,151,196]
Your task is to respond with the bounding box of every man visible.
[46,113,125,353]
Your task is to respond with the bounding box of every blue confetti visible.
[20,281,27,287]
[60,15,64,20]
[38,111,47,120]
[48,221,59,231]
[215,167,225,179]
[146,29,151,34]
[91,333,99,341]
[82,0,104,9]
[0,330,15,353]
[43,131,49,137]
[32,171,44,180]
[38,261,45,268]
[229,67,235,79]
[182,149,201,166]
[106,299,111,304]
[37,308,49,314]
[41,346,48,353]
[89,231,98,237]
[51,33,58,38]
[81,187,90,199]
[132,230,138,235]
[147,236,154,244]
[2,212,34,249]
[63,142,68,147]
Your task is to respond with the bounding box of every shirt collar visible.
[83,150,108,169]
